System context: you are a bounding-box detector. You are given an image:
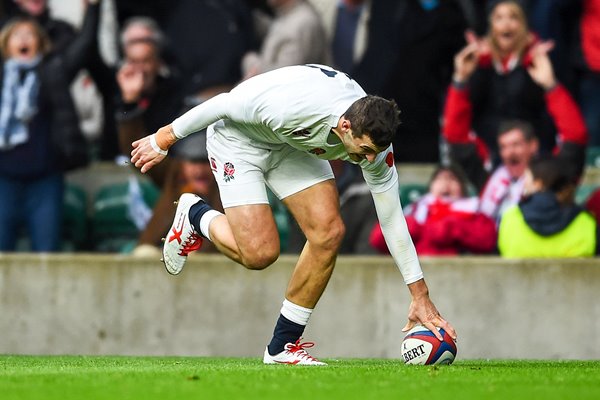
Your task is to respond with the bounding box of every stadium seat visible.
[586,147,600,167]
[62,183,89,251]
[575,184,598,205]
[400,183,427,207]
[91,179,160,253]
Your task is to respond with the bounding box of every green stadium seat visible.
[575,184,598,205]
[586,147,600,167]
[400,183,427,207]
[62,183,89,251]
[91,180,160,253]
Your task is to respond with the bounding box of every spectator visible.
[109,18,192,255]
[443,27,588,224]
[307,0,369,73]
[163,0,254,103]
[0,1,99,252]
[1,0,76,55]
[369,164,497,256]
[574,0,600,147]
[114,25,183,166]
[498,155,597,257]
[352,0,467,163]
[446,0,560,162]
[242,0,329,80]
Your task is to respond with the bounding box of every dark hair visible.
[529,156,576,193]
[429,163,469,197]
[343,95,401,148]
[497,119,536,141]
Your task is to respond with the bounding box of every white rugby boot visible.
[162,193,204,275]
[263,339,327,366]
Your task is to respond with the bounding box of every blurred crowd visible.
[0,0,599,258]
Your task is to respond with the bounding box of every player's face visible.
[342,130,382,163]
[498,129,538,179]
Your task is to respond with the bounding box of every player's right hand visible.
[131,135,167,174]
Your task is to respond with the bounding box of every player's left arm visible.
[362,149,457,341]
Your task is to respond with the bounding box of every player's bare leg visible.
[281,179,344,308]
[261,179,343,365]
[165,181,341,365]
[207,204,280,269]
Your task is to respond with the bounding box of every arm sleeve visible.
[370,175,424,284]
[442,84,472,144]
[360,149,423,283]
[59,2,100,83]
[546,84,588,179]
[546,84,588,146]
[171,92,248,139]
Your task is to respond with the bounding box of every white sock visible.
[280,299,313,326]
[199,210,222,241]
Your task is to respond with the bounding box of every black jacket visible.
[0,3,100,178]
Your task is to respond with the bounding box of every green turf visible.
[1,356,599,400]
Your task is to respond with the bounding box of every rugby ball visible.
[401,325,457,365]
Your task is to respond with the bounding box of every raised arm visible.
[442,38,490,191]
[59,0,101,83]
[527,42,588,178]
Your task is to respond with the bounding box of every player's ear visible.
[341,117,351,132]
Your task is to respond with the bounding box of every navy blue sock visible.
[267,314,306,355]
[188,200,213,236]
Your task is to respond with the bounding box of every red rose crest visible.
[223,162,235,182]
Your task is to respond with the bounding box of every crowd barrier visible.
[1,254,598,359]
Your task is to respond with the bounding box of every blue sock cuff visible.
[188,200,213,235]
[267,314,306,355]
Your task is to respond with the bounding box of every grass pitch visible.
[1,356,599,400]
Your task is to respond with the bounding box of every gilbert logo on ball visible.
[401,325,457,365]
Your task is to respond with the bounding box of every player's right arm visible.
[131,91,250,173]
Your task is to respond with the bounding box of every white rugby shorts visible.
[206,121,334,208]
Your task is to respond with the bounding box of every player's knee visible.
[310,217,345,252]
[241,245,280,270]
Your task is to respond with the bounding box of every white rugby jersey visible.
[172,65,423,284]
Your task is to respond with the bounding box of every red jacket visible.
[581,0,600,71]
[443,83,588,155]
[369,195,497,256]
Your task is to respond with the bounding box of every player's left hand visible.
[403,279,457,341]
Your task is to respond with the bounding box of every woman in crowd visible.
[0,0,99,251]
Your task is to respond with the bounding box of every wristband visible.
[150,134,168,155]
